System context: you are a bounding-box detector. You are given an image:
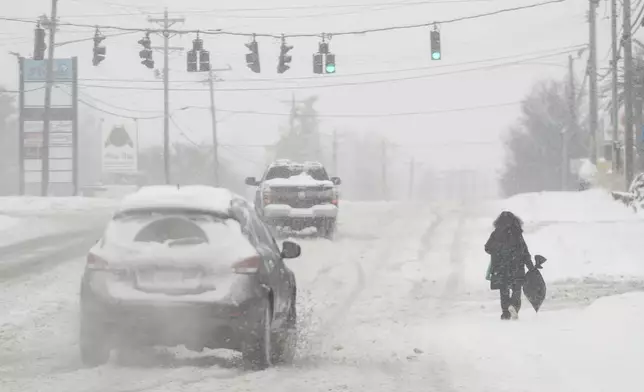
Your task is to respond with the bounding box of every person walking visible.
[484,211,534,320]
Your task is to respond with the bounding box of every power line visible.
[54,2,497,21]
[61,0,501,18]
[1,86,47,94]
[208,101,522,117]
[74,47,584,92]
[76,95,165,119]
[0,0,566,38]
[76,89,521,118]
[169,115,202,147]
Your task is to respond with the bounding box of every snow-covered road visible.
[1,198,643,392]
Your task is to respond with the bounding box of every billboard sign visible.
[22,59,73,82]
[102,124,137,173]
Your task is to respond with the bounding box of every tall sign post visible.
[18,57,78,196]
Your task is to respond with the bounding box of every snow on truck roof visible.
[269,159,324,168]
[117,185,235,214]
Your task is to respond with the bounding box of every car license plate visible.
[136,269,200,288]
[153,270,183,282]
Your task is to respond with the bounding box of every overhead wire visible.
[0,0,567,38]
[74,87,522,119]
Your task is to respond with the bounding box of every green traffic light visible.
[325,63,336,73]
[432,52,441,60]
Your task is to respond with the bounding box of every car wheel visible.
[242,299,273,370]
[272,299,297,364]
[79,309,111,367]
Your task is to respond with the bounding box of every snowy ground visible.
[1,193,642,392]
[0,196,118,247]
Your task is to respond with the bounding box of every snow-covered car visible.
[245,160,341,238]
[79,185,301,370]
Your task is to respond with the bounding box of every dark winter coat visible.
[484,212,534,290]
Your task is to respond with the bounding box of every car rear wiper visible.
[167,237,208,247]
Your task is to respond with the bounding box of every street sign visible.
[102,124,137,173]
[22,59,73,82]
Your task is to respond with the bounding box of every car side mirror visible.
[245,177,259,186]
[281,240,301,259]
[331,177,341,185]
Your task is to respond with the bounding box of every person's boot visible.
[509,306,519,320]
[501,311,511,320]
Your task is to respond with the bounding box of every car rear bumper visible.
[81,280,264,351]
[263,203,338,219]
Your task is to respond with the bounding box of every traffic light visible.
[138,33,154,69]
[325,53,336,73]
[313,41,334,74]
[277,42,293,74]
[192,37,203,52]
[92,29,106,66]
[187,50,197,72]
[245,40,260,73]
[33,25,46,60]
[199,50,211,71]
[313,53,323,74]
[430,30,441,60]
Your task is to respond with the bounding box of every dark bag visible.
[523,255,547,312]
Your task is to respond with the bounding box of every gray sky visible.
[0,0,635,189]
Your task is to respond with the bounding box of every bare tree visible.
[501,80,588,196]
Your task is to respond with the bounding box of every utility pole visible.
[208,70,219,186]
[564,55,575,190]
[408,157,415,200]
[41,0,58,196]
[148,9,184,184]
[611,0,620,173]
[204,66,230,187]
[588,0,599,164]
[381,139,388,201]
[624,0,636,187]
[332,129,338,174]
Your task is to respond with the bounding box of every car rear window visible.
[104,209,244,247]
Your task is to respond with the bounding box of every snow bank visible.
[0,196,118,216]
[494,189,636,222]
[0,215,19,231]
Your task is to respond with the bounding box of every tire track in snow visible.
[301,204,437,357]
[433,212,467,318]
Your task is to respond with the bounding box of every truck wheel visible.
[321,219,336,240]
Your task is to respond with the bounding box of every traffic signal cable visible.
[0,0,566,39]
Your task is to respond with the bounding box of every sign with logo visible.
[22,59,73,82]
[102,124,137,173]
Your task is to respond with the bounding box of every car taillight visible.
[232,255,261,274]
[86,253,108,270]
